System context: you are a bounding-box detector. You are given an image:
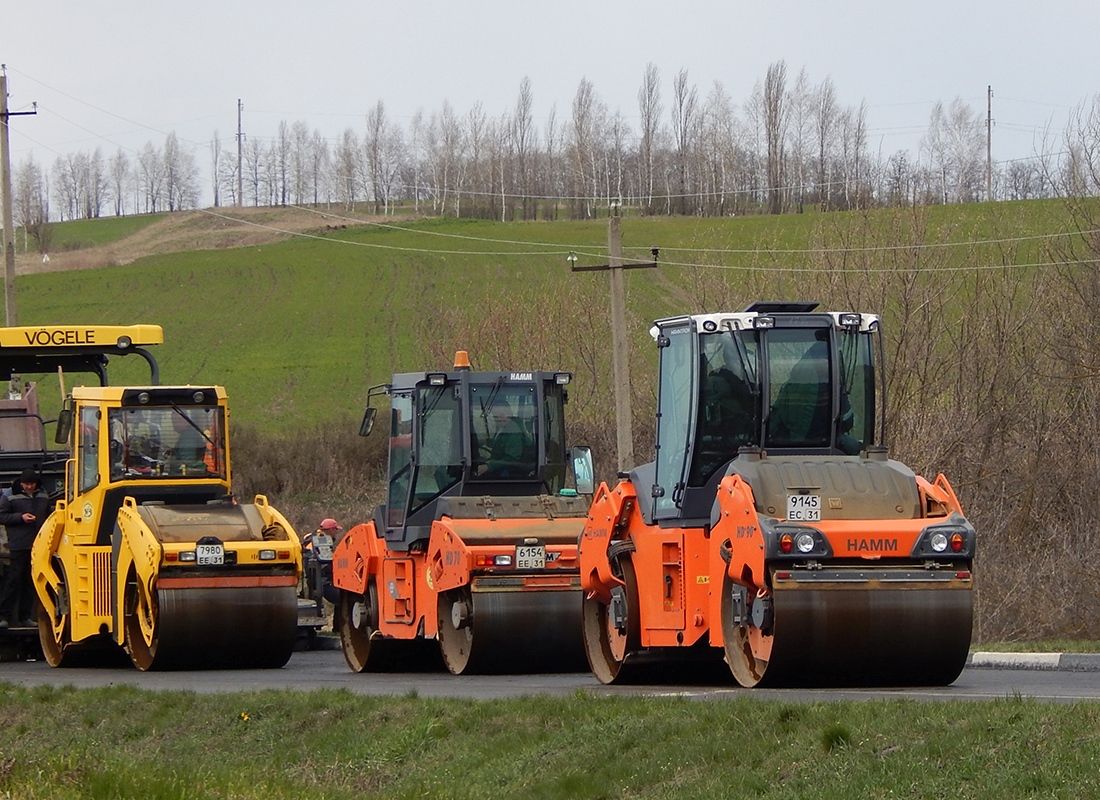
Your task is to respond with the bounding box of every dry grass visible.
[15,205,415,276]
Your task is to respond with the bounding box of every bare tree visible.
[364,101,388,214]
[920,97,984,204]
[423,102,466,217]
[271,121,291,206]
[85,148,106,218]
[243,136,265,207]
[466,103,489,218]
[637,63,663,215]
[787,68,814,213]
[309,129,330,206]
[290,120,311,205]
[763,60,788,215]
[333,128,360,210]
[671,69,700,215]
[214,141,239,207]
[163,133,199,211]
[838,101,869,209]
[137,142,165,213]
[815,77,839,210]
[543,105,561,220]
[512,77,536,220]
[210,131,223,208]
[108,148,130,216]
[699,81,737,215]
[13,156,51,253]
[569,78,605,218]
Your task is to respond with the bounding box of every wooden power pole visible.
[0,70,37,326]
[570,205,658,473]
[986,85,993,203]
[236,99,244,207]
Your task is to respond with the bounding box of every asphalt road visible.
[1,647,1098,703]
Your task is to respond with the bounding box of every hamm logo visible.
[847,538,898,553]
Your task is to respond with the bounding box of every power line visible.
[198,208,1100,276]
[288,203,1097,255]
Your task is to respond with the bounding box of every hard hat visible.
[320,518,341,531]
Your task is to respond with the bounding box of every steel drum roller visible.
[747,577,973,687]
[132,585,297,670]
[438,587,585,674]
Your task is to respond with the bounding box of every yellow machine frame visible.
[32,384,303,667]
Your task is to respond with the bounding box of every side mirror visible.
[571,445,594,495]
[55,408,73,445]
[359,407,377,437]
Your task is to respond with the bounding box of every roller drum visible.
[438,588,585,675]
[760,581,973,686]
[136,585,297,670]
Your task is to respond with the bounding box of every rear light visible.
[795,533,815,553]
[950,533,964,553]
[474,554,513,567]
[930,532,949,553]
[258,550,276,561]
[179,551,196,562]
[277,550,291,559]
[165,552,178,562]
[779,534,793,554]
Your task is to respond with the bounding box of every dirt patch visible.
[15,206,403,276]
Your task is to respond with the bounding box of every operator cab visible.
[362,354,584,551]
[642,302,881,525]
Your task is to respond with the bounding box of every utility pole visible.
[236,99,244,207]
[569,204,659,473]
[986,85,993,203]
[0,69,37,326]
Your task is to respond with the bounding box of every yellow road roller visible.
[26,330,302,670]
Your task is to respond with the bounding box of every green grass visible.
[0,684,1097,799]
[45,213,165,251]
[977,640,1100,654]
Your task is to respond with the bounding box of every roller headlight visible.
[912,517,975,558]
[760,517,832,559]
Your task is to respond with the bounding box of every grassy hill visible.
[16,199,1074,431]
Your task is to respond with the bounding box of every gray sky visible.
[6,0,1098,185]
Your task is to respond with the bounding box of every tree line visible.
[14,60,1096,247]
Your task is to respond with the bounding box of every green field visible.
[17,199,1078,433]
[0,684,1097,799]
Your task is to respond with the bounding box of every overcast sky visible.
[6,0,1099,187]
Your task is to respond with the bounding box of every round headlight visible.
[930,532,949,552]
[795,533,815,553]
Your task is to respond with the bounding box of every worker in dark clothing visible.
[0,468,50,628]
[477,398,534,479]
